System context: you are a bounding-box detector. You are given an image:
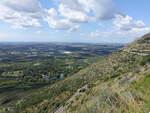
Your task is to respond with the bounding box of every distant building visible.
[42,75,49,81]
[56,73,64,79]
[63,51,72,54]
[60,73,64,79]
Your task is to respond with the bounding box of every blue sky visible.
[0,0,150,43]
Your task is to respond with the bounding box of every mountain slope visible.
[61,33,150,113]
[0,33,149,113]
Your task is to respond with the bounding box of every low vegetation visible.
[62,33,150,113]
[0,43,121,113]
[0,33,149,113]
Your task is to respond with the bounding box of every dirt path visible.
[53,85,88,113]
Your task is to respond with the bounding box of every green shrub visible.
[139,56,150,66]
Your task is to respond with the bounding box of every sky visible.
[0,0,150,43]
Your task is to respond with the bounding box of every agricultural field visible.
[0,42,122,113]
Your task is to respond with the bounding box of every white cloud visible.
[0,0,118,31]
[47,8,58,17]
[0,0,42,28]
[43,0,117,30]
[80,0,116,20]
[90,28,150,39]
[57,0,87,12]
[90,15,150,39]
[45,17,74,30]
[44,16,79,30]
[57,0,117,20]
[0,0,149,41]
[36,30,41,34]
[58,4,94,23]
[133,20,145,28]
[56,0,117,25]
[44,8,80,31]
[0,0,81,30]
[113,15,145,31]
[89,27,150,42]
[2,0,42,13]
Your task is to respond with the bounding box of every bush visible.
[139,56,150,66]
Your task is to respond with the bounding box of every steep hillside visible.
[61,33,150,113]
[0,33,149,113]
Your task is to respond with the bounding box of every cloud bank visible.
[0,0,117,30]
[0,0,149,39]
[90,15,150,39]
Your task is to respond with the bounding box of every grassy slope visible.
[62,33,150,113]
[0,33,149,113]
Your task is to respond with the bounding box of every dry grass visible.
[62,33,150,113]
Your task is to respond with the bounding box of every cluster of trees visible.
[0,59,87,83]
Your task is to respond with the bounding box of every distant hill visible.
[61,33,150,113]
